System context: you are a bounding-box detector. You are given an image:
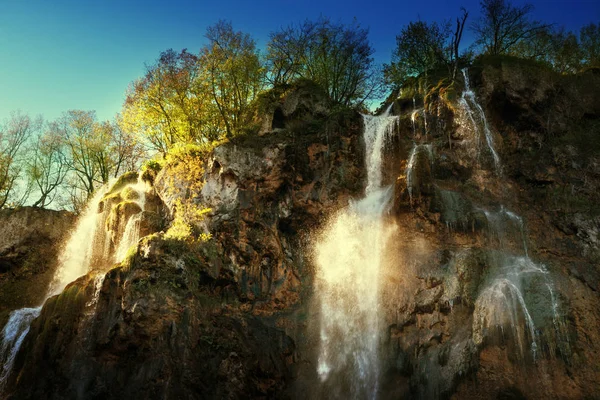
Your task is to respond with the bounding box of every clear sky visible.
[1,0,598,123]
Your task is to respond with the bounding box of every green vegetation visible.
[164,199,212,243]
[106,171,139,196]
[385,1,599,92]
[266,17,381,107]
[384,8,469,88]
[2,8,597,212]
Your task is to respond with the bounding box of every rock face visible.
[4,86,366,399]
[0,207,74,327]
[5,235,294,400]
[373,57,600,399]
[4,60,600,399]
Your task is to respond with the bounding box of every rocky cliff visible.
[3,61,600,399]
[0,207,74,328]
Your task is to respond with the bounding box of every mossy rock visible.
[106,171,139,196]
[106,201,142,233]
[121,186,141,201]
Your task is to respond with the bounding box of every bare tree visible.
[111,115,145,177]
[472,0,549,56]
[580,22,600,67]
[266,17,380,107]
[451,9,469,80]
[58,110,104,199]
[0,112,40,208]
[26,125,70,208]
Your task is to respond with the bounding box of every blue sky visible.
[1,0,598,122]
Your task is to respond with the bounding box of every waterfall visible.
[0,173,148,392]
[314,105,397,399]
[475,206,568,361]
[0,307,41,391]
[460,68,501,172]
[474,277,538,360]
[114,176,147,263]
[405,144,433,203]
[411,98,417,136]
[47,185,111,296]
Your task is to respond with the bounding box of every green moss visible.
[165,142,218,166]
[121,186,140,201]
[106,171,139,196]
[121,245,139,271]
[106,201,142,231]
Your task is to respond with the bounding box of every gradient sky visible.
[1,0,598,123]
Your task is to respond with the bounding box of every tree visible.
[201,20,264,138]
[519,26,582,73]
[58,110,107,199]
[451,9,469,80]
[472,0,549,56]
[580,23,600,67]
[0,112,40,208]
[384,20,450,86]
[26,125,70,208]
[266,17,380,107]
[111,115,145,177]
[122,49,208,154]
[266,24,309,86]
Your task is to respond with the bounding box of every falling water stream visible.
[459,68,501,172]
[0,174,147,391]
[406,144,433,203]
[314,106,397,399]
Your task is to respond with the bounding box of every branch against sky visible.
[471,0,551,56]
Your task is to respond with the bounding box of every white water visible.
[411,98,417,136]
[476,206,567,361]
[460,68,501,172]
[362,105,398,194]
[474,278,538,360]
[483,206,528,256]
[48,185,111,297]
[406,144,433,203]
[114,177,147,263]
[315,106,396,398]
[0,173,148,392]
[0,307,41,390]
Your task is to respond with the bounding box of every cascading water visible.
[474,206,568,361]
[114,177,147,262]
[0,185,109,391]
[459,68,501,172]
[314,106,397,399]
[0,307,41,390]
[47,185,111,296]
[406,143,433,203]
[0,173,148,392]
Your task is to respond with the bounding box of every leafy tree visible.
[266,17,380,107]
[122,49,212,154]
[0,112,40,208]
[385,9,469,87]
[507,24,582,74]
[384,20,450,86]
[201,21,264,138]
[580,22,600,67]
[471,0,549,56]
